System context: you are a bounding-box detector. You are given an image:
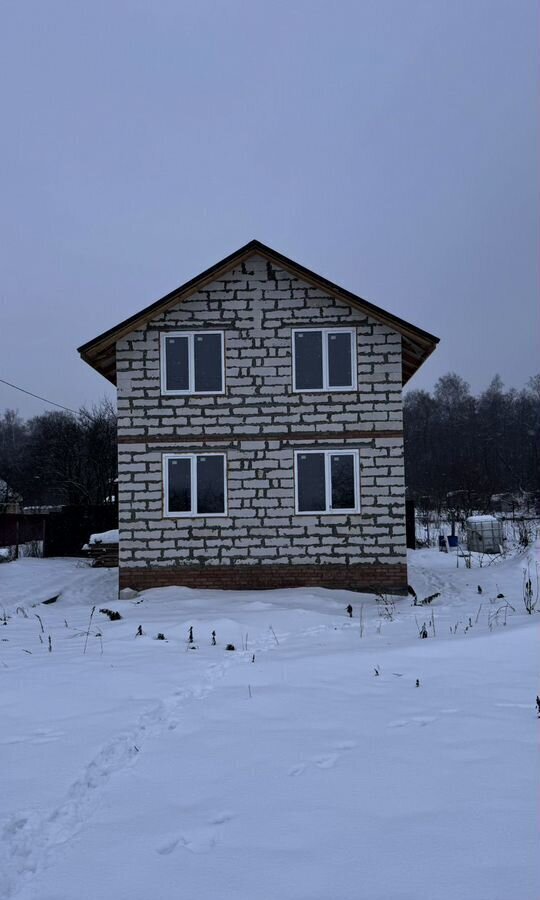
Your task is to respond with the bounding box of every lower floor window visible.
[295,449,361,514]
[164,453,227,517]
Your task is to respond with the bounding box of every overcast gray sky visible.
[0,0,537,418]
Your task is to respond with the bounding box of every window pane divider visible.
[191,453,198,515]
[322,331,329,391]
[324,452,332,512]
[188,333,195,394]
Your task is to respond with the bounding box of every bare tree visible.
[404,372,540,511]
[0,398,117,507]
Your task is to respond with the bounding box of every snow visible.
[0,548,538,900]
[88,528,119,544]
[0,543,43,561]
[466,515,499,523]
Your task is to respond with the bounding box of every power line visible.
[0,377,79,415]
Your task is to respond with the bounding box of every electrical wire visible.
[0,377,79,415]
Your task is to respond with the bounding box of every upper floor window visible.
[160,331,225,395]
[292,328,357,392]
[294,449,361,515]
[164,453,227,517]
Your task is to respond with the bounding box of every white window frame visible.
[163,453,228,518]
[291,327,357,392]
[294,449,361,515]
[160,331,225,396]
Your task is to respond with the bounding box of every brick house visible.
[78,240,438,595]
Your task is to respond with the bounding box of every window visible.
[294,450,360,515]
[164,453,227,517]
[292,328,357,392]
[161,331,225,395]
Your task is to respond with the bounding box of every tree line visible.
[0,375,539,513]
[404,373,540,513]
[0,398,117,509]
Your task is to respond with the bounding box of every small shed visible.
[466,515,504,554]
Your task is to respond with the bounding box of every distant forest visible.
[0,375,539,512]
[404,373,540,512]
[0,399,116,509]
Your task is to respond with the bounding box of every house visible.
[78,240,438,595]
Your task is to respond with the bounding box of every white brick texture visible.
[116,254,407,572]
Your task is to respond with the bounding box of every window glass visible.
[167,457,191,513]
[331,454,356,509]
[294,331,323,390]
[165,336,189,392]
[194,333,223,392]
[197,455,225,514]
[297,452,326,512]
[328,332,353,388]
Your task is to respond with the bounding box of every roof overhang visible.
[78,239,439,386]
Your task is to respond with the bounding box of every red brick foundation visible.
[119,563,408,596]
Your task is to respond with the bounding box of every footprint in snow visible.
[157,813,234,856]
[388,716,437,728]
[209,811,234,825]
[157,832,216,855]
[177,830,217,854]
[313,753,339,769]
[289,748,349,775]
[4,731,64,746]
[2,816,28,838]
[32,730,65,744]
[332,739,356,751]
[156,839,179,856]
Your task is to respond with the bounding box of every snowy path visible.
[0,578,288,898]
[0,551,538,900]
[2,663,221,897]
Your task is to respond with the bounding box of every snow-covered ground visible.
[0,547,538,900]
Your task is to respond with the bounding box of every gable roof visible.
[78,239,439,385]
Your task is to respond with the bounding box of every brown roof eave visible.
[78,239,439,385]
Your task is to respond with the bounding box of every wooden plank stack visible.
[84,542,119,568]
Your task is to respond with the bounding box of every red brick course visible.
[119,563,408,596]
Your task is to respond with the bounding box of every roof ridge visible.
[78,239,439,385]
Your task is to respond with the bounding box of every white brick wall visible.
[116,254,407,569]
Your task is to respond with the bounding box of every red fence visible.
[0,514,46,549]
